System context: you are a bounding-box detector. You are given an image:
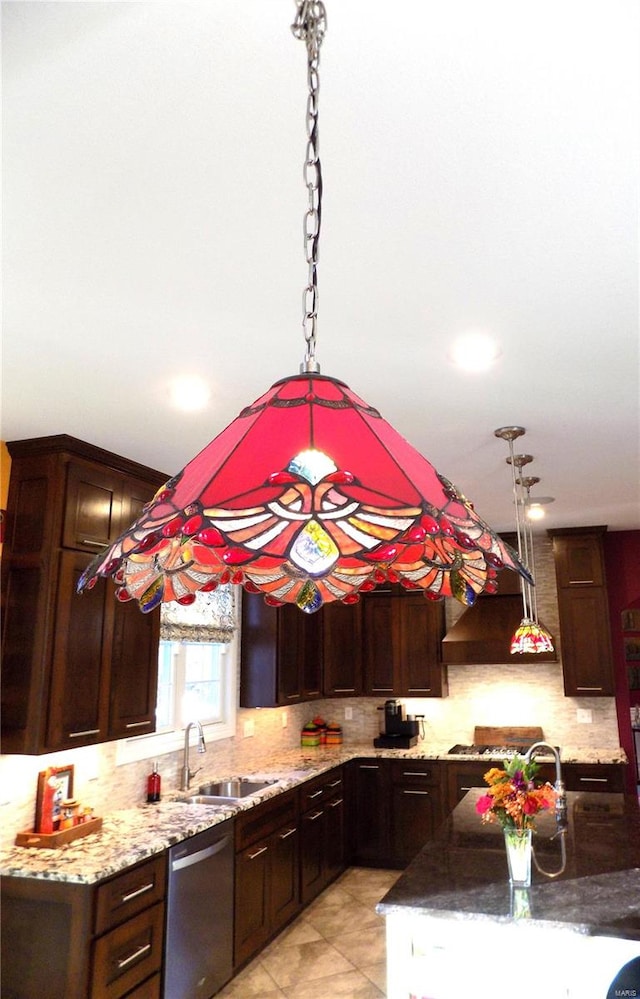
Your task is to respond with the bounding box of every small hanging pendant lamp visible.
[494,426,554,654]
[78,3,529,614]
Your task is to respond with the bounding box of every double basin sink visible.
[180,778,278,806]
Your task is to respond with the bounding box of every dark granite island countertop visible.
[378,788,640,999]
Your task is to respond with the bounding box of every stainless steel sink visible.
[198,779,277,798]
[179,778,278,806]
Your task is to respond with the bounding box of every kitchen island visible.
[378,787,640,999]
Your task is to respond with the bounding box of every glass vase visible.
[503,827,532,887]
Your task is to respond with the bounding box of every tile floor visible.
[217,867,400,998]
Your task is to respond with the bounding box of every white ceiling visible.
[2,1,638,536]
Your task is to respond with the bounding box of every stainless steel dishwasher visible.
[164,818,234,998]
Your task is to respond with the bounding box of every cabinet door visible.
[234,839,270,967]
[277,605,306,703]
[300,807,325,905]
[323,600,363,696]
[556,587,614,695]
[398,596,446,696]
[390,784,441,865]
[62,461,123,552]
[553,533,605,588]
[324,793,346,882]
[351,761,390,864]
[47,551,112,749]
[108,599,159,740]
[362,596,396,695]
[269,824,300,933]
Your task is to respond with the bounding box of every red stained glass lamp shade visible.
[78,373,529,613]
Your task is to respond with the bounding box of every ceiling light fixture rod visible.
[292,1,326,374]
[494,427,531,616]
[518,474,541,626]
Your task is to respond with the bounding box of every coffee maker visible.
[373,699,419,749]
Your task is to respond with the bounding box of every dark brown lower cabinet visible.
[389,761,443,866]
[234,790,300,969]
[299,768,347,905]
[348,759,392,866]
[1,854,165,999]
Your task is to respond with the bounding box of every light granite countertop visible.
[0,743,628,885]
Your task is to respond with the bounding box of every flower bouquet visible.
[475,754,557,887]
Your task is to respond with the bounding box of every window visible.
[116,587,239,766]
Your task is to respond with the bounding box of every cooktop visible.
[448,743,533,756]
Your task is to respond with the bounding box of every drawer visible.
[91,902,164,999]
[299,767,344,812]
[95,855,166,935]
[235,789,298,852]
[123,973,161,999]
[563,764,625,793]
[390,760,441,785]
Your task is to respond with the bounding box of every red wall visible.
[604,530,640,792]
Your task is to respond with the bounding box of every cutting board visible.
[473,726,543,747]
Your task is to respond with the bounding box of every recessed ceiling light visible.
[168,375,211,412]
[450,331,501,373]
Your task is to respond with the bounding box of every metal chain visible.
[291,2,327,373]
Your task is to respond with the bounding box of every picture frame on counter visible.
[34,764,74,832]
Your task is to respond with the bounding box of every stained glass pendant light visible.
[494,426,554,654]
[78,3,529,614]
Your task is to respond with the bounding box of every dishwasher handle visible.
[171,834,231,872]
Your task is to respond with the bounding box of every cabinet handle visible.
[333,688,355,693]
[459,786,475,792]
[327,797,343,807]
[327,780,342,788]
[247,846,268,860]
[578,776,609,783]
[568,579,595,585]
[279,827,297,840]
[68,728,100,738]
[308,789,324,799]
[117,942,151,970]
[125,720,152,730]
[121,881,155,903]
[403,789,429,796]
[402,771,431,778]
[359,765,379,770]
[81,539,109,549]
[306,810,323,822]
[576,687,604,692]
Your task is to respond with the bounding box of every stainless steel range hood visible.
[442,536,557,665]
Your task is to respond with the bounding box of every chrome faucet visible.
[181,721,206,791]
[525,741,567,827]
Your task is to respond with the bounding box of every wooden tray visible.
[15,817,103,848]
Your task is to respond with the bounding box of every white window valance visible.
[159,585,237,643]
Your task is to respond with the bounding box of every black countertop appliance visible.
[374,699,419,749]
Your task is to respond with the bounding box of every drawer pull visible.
[402,771,431,778]
[460,786,474,792]
[117,942,151,970]
[403,789,429,796]
[81,539,108,548]
[568,579,595,585]
[333,687,355,693]
[279,827,297,840]
[247,846,268,860]
[68,728,100,738]
[327,797,343,808]
[308,789,324,799]
[125,720,152,730]
[578,776,609,783]
[327,779,342,788]
[121,881,155,904]
[359,765,379,770]
[306,810,323,822]
[576,686,604,692]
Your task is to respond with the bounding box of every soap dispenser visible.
[147,761,161,803]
